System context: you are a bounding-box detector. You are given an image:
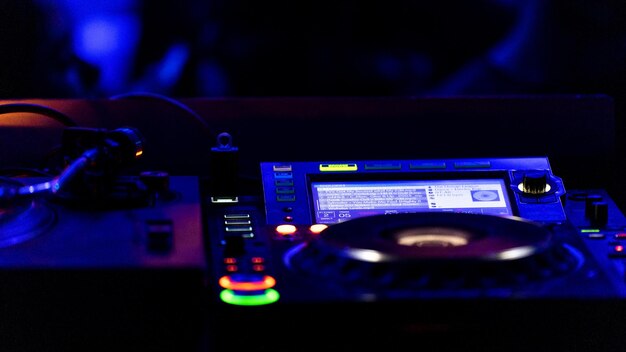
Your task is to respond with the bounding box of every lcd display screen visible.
[310,179,513,224]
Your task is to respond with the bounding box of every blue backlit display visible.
[310,179,513,224]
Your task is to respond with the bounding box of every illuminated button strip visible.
[274,223,329,239]
[218,274,279,306]
[273,165,296,203]
[223,213,253,234]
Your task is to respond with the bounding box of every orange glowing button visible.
[276,224,297,235]
[309,224,329,234]
[218,275,276,291]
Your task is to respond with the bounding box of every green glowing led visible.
[220,289,280,306]
[580,229,600,233]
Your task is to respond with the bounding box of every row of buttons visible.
[582,229,626,258]
[272,168,297,202]
[271,161,494,201]
[273,161,493,173]
[372,161,491,170]
[275,223,328,238]
[223,213,254,235]
[315,161,493,171]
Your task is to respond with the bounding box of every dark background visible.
[2,0,626,100]
[1,2,626,351]
[3,0,626,198]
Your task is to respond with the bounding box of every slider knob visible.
[140,171,176,200]
[223,236,246,257]
[522,172,548,194]
[589,201,609,228]
[584,194,603,218]
[140,171,170,193]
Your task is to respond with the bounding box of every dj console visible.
[0,96,625,351]
[206,157,626,352]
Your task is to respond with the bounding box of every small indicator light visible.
[224,257,237,264]
[252,264,265,271]
[225,265,238,272]
[580,229,600,233]
[276,224,297,235]
[615,245,624,252]
[251,257,264,263]
[309,224,328,234]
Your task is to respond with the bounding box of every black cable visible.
[0,167,55,178]
[0,147,98,205]
[0,103,77,175]
[0,103,78,127]
[109,91,213,137]
[109,92,252,183]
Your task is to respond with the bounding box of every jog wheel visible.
[285,212,581,290]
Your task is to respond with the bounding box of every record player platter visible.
[285,213,582,291]
[0,178,56,248]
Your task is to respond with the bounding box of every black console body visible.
[0,96,624,351]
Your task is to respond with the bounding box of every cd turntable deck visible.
[205,157,626,351]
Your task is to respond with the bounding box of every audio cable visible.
[0,127,144,206]
[0,102,78,127]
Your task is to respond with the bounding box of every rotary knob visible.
[521,172,548,194]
